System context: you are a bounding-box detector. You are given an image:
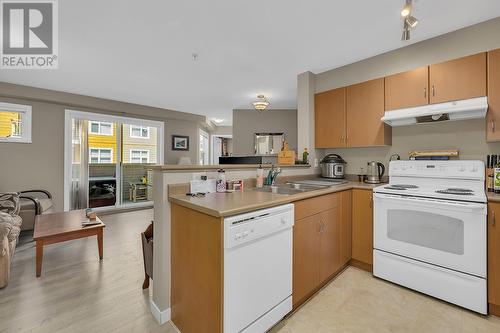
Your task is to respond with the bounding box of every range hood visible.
[381,97,488,127]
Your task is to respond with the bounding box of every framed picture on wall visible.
[172,135,189,151]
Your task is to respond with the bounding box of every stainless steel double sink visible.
[253,179,348,195]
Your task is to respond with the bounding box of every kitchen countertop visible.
[150,164,311,172]
[169,181,381,218]
[488,192,500,202]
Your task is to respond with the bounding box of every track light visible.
[401,0,412,17]
[406,15,419,28]
[400,0,418,41]
[402,28,410,41]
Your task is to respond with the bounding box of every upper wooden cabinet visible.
[488,202,500,315]
[429,53,487,104]
[346,78,391,147]
[315,87,346,148]
[487,49,500,142]
[385,66,429,110]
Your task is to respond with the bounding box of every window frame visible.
[130,125,150,139]
[89,147,113,164]
[0,102,32,143]
[88,121,113,136]
[130,149,150,163]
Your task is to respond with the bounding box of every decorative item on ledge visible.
[409,149,459,160]
[172,135,189,151]
[277,140,296,165]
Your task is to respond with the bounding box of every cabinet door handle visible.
[492,120,496,133]
[424,87,427,99]
[340,135,344,143]
[322,221,326,232]
[317,221,322,233]
[432,84,436,97]
[369,199,373,209]
[493,210,496,226]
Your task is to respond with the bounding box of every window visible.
[89,121,113,136]
[130,149,150,163]
[130,125,150,139]
[90,148,113,164]
[199,129,209,165]
[0,102,32,143]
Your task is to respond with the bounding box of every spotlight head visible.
[406,16,419,28]
[401,0,412,17]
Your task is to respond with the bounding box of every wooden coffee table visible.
[33,209,105,277]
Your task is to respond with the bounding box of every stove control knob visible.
[458,165,465,172]
[470,165,478,172]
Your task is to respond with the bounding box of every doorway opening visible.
[211,134,233,164]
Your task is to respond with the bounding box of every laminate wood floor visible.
[0,209,176,333]
[3,209,500,333]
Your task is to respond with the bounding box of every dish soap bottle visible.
[216,169,226,193]
[256,165,264,188]
[302,148,309,164]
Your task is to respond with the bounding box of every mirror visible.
[254,133,285,155]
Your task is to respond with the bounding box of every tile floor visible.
[272,267,500,333]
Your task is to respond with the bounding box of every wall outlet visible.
[192,172,206,180]
[314,158,319,168]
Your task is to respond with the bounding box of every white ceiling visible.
[2,1,500,125]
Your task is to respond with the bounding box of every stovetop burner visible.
[435,188,474,195]
[385,184,419,190]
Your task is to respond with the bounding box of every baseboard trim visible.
[150,300,171,325]
[349,259,373,273]
[490,303,500,317]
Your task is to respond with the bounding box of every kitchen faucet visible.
[266,165,282,185]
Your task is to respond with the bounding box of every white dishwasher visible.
[224,204,294,333]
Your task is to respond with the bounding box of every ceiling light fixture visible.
[400,0,419,41]
[252,95,270,111]
[400,0,412,17]
[406,15,419,28]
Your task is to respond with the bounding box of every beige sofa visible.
[0,192,22,288]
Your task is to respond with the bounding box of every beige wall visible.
[0,83,204,210]
[308,17,500,173]
[232,109,298,156]
[212,125,232,136]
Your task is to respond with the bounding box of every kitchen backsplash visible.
[322,119,500,175]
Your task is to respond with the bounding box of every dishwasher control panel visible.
[224,204,294,249]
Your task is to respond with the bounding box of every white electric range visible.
[373,160,487,314]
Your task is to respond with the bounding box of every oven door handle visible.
[374,192,486,211]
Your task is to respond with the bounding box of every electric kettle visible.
[365,161,385,184]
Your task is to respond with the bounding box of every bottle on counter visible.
[256,165,264,188]
[487,155,494,192]
[216,169,226,192]
[302,148,309,164]
[494,157,500,194]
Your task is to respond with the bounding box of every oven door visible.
[374,192,486,277]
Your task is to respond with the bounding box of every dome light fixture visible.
[400,0,419,41]
[252,95,270,111]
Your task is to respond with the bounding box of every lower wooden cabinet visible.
[351,189,374,270]
[488,202,500,316]
[293,191,351,308]
[293,213,321,306]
